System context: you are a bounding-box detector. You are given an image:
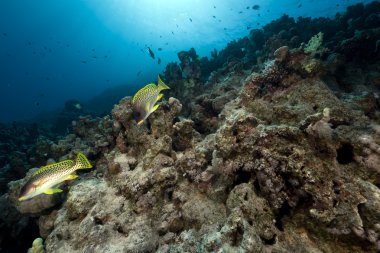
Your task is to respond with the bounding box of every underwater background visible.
[1,0,380,252]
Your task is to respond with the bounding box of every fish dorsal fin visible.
[157,75,170,90]
[33,160,75,176]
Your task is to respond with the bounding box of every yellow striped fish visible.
[18,152,92,201]
[132,75,170,125]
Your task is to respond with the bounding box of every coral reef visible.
[1,2,380,253]
[27,238,45,253]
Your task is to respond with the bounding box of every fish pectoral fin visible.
[43,188,63,195]
[145,102,151,112]
[64,174,78,180]
[157,93,164,101]
[151,104,160,113]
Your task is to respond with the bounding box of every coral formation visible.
[27,237,45,253]
[1,2,380,253]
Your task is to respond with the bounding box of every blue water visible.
[0,0,372,122]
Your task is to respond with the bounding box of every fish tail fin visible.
[75,152,92,169]
[157,75,170,90]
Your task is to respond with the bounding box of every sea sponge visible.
[304,32,324,54]
[27,237,45,253]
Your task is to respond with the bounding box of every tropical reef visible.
[1,2,380,252]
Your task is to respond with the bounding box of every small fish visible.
[137,71,141,76]
[158,58,161,64]
[158,47,162,51]
[35,102,40,106]
[74,103,82,110]
[132,76,170,125]
[82,60,87,63]
[246,6,250,9]
[212,15,216,18]
[147,47,155,59]
[252,5,260,10]
[92,56,97,59]
[297,4,302,8]
[104,55,108,58]
[213,5,216,8]
[19,153,92,201]
[2,32,7,37]
[239,11,243,14]
[189,18,192,22]
[171,31,174,35]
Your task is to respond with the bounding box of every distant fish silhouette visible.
[28,41,32,46]
[35,102,40,106]
[104,55,108,58]
[239,11,243,14]
[212,15,216,18]
[82,60,87,63]
[165,42,169,45]
[158,48,162,51]
[2,32,7,37]
[247,26,251,30]
[252,5,260,10]
[92,48,95,51]
[92,56,97,59]
[137,71,141,76]
[147,47,155,59]
[297,4,302,8]
[246,6,250,9]
[189,18,192,22]
[171,31,174,35]
[158,58,161,64]
[213,5,216,8]
[176,24,179,28]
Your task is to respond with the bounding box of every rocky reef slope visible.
[1,2,380,253]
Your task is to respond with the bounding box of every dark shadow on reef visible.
[1,2,380,252]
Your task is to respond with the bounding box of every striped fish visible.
[132,75,170,125]
[18,152,92,201]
